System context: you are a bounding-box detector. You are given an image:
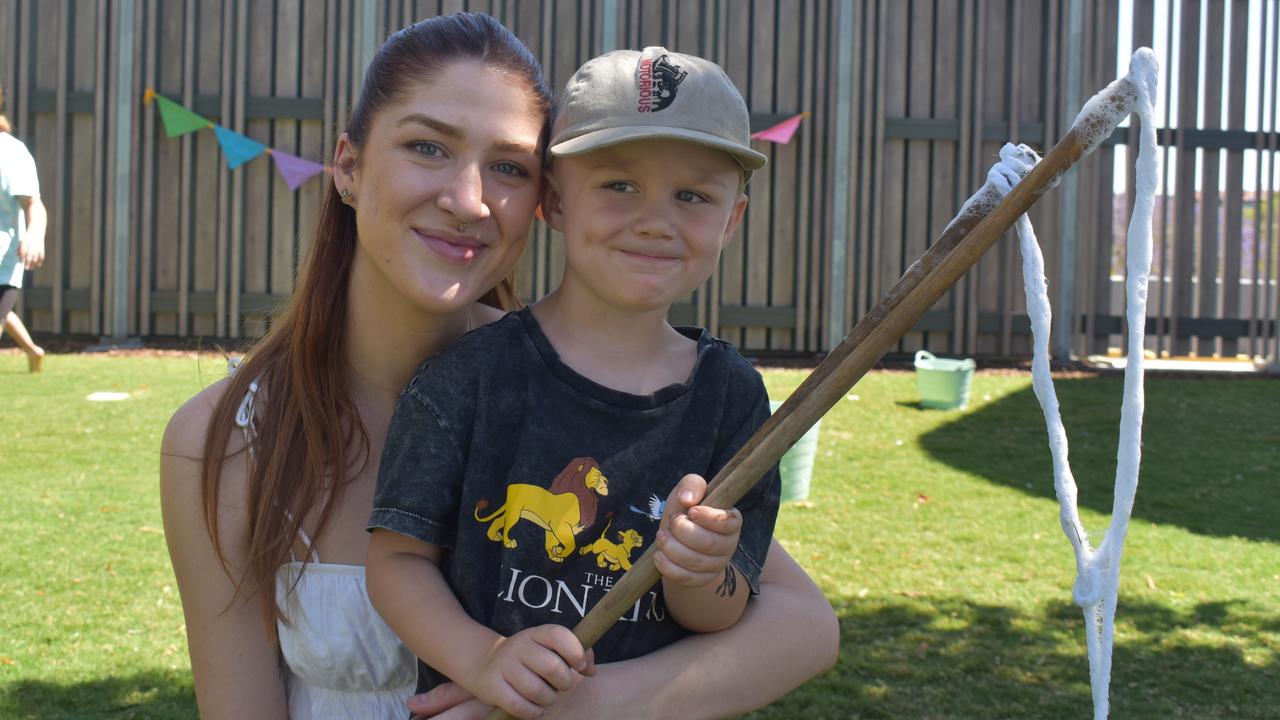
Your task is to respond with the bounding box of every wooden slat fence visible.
[1,0,1276,361]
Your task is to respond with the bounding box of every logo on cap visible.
[635,54,687,113]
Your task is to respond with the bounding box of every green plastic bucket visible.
[769,401,821,502]
[914,350,976,410]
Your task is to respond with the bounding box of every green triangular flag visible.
[154,94,211,138]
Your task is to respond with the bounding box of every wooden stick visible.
[481,66,1145,720]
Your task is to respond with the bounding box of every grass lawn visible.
[0,352,1276,719]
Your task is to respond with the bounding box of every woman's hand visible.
[408,682,490,720]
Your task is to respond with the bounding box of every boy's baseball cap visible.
[549,46,767,173]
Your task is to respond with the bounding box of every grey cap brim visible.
[550,125,768,171]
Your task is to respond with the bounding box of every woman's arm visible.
[573,539,837,718]
[409,539,838,719]
[160,382,289,720]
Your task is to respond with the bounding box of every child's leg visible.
[0,286,17,319]
[0,287,45,372]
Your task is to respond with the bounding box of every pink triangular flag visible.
[271,149,326,190]
[751,113,808,144]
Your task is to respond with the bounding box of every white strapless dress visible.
[275,560,417,719]
[233,364,417,718]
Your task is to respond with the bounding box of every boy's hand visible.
[472,624,595,719]
[654,474,743,589]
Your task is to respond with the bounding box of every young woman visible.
[160,13,837,720]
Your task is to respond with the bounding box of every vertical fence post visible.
[360,0,377,79]
[1272,315,1280,372]
[109,0,135,340]
[827,0,855,350]
[1054,0,1083,360]
[601,0,618,53]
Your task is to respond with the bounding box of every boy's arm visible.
[656,474,750,632]
[365,530,494,692]
[660,369,782,633]
[367,530,591,719]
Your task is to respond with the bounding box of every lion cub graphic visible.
[579,514,644,571]
[473,458,609,562]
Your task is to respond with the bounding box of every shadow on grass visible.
[895,400,930,411]
[752,595,1278,720]
[0,669,194,720]
[917,376,1279,543]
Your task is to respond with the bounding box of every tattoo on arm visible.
[715,566,738,597]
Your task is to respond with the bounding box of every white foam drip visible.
[985,48,1159,720]
[942,143,1040,236]
[1069,47,1158,159]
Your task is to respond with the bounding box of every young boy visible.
[368,46,779,719]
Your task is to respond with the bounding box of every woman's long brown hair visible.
[199,13,551,632]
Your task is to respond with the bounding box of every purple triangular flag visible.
[271,150,326,190]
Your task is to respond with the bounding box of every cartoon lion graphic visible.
[473,457,609,562]
[579,513,644,571]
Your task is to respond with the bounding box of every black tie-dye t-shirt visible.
[370,307,781,694]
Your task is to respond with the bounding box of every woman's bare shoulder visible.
[162,378,235,459]
[158,378,280,718]
[160,377,254,549]
[160,378,253,504]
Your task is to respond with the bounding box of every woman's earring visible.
[340,188,353,204]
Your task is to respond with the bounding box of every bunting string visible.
[145,89,807,192]
[144,88,328,190]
